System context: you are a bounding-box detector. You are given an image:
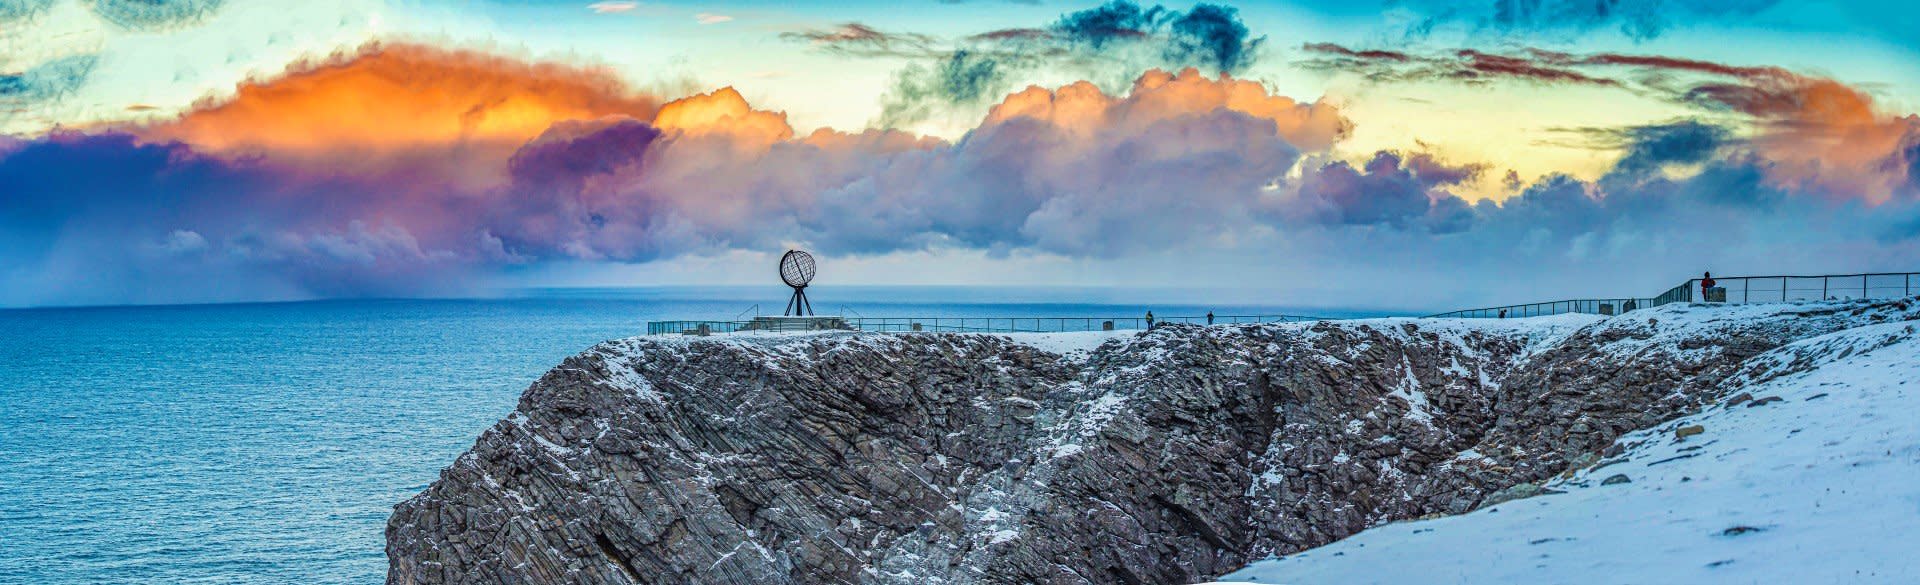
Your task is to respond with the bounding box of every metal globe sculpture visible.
[780,250,816,316]
[780,250,816,288]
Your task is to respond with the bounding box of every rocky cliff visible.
[387,299,1920,584]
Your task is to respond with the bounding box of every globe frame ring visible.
[780,250,816,288]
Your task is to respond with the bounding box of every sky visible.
[4,0,1920,310]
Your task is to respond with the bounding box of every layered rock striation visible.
[388,299,1920,584]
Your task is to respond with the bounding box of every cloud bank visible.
[3,42,1919,308]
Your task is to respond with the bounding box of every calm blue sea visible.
[0,287,1384,584]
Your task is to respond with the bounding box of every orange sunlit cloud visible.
[134,42,662,187]
[984,68,1350,151]
[1731,76,1920,204]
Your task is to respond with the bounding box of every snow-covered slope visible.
[1212,318,1920,584]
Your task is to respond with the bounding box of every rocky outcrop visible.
[1434,298,1920,492]
[387,298,1920,584]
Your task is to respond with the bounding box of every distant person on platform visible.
[1498,309,1508,319]
[1206,311,1215,325]
[1145,311,1155,329]
[1701,271,1716,300]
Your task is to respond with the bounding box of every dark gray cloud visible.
[1392,0,1782,41]
[1547,119,1736,178]
[1610,120,1732,176]
[1050,0,1168,48]
[878,50,1014,127]
[0,0,54,23]
[778,23,940,58]
[1044,0,1265,72]
[0,54,99,103]
[85,0,225,31]
[1298,43,1618,86]
[1164,3,1262,72]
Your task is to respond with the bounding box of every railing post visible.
[1864,275,1869,299]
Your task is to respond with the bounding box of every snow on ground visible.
[996,330,1134,358]
[1206,319,1920,585]
[1282,313,1602,357]
[1404,313,1602,356]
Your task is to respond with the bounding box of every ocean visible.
[0,287,1383,584]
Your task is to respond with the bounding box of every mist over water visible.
[0,287,1377,584]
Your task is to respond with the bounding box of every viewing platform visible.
[646,271,1920,337]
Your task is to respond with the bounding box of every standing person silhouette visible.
[1701,271,1716,300]
[1145,311,1155,329]
[1206,311,1215,325]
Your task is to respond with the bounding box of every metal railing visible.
[1426,298,1657,319]
[646,314,1329,336]
[646,320,755,335]
[1428,271,1920,319]
[1661,273,1919,304]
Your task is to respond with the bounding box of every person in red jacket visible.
[1701,271,1716,299]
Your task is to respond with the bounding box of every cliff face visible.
[1218,308,1920,583]
[387,299,1920,585]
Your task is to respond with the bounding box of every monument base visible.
[742,316,856,332]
